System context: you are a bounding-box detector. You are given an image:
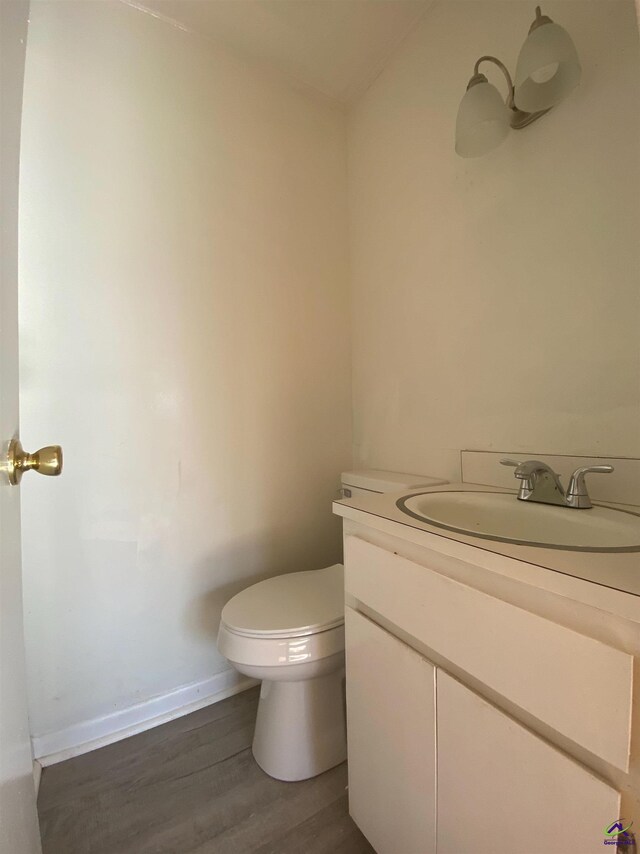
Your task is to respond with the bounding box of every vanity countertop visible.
[333,482,640,622]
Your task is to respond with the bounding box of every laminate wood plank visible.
[184,762,351,854]
[252,795,375,854]
[38,687,372,854]
[39,688,259,810]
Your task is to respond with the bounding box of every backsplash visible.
[461,451,640,508]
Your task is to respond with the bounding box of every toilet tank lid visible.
[341,469,448,494]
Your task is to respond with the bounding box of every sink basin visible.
[397,491,640,552]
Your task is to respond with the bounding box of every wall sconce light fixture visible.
[455,6,581,158]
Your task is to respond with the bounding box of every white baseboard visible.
[33,669,257,767]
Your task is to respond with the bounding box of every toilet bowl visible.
[217,469,449,782]
[217,564,346,782]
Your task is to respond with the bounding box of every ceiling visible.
[134,0,431,104]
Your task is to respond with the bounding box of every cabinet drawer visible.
[344,535,633,771]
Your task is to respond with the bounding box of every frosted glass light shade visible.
[514,22,581,112]
[455,81,510,159]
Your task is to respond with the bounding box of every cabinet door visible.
[345,607,436,854]
[437,670,621,854]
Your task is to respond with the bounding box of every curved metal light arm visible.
[469,54,550,129]
[472,55,515,107]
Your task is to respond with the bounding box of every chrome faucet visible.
[500,459,614,509]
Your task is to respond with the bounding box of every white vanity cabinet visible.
[345,607,436,854]
[342,535,630,854]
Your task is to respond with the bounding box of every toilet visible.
[217,469,448,782]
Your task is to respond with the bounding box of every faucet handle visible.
[500,458,539,486]
[566,465,614,509]
[500,459,538,498]
[500,458,554,479]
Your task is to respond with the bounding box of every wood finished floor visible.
[38,686,374,854]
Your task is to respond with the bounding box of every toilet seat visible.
[217,622,345,669]
[218,564,345,669]
[220,564,344,639]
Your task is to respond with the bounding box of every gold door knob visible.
[6,438,63,485]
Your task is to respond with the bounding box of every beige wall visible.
[348,0,640,481]
[19,0,351,741]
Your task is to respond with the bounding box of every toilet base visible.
[252,665,347,782]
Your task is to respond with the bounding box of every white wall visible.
[19,0,351,744]
[348,1,640,481]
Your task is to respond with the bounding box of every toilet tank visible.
[340,469,448,499]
